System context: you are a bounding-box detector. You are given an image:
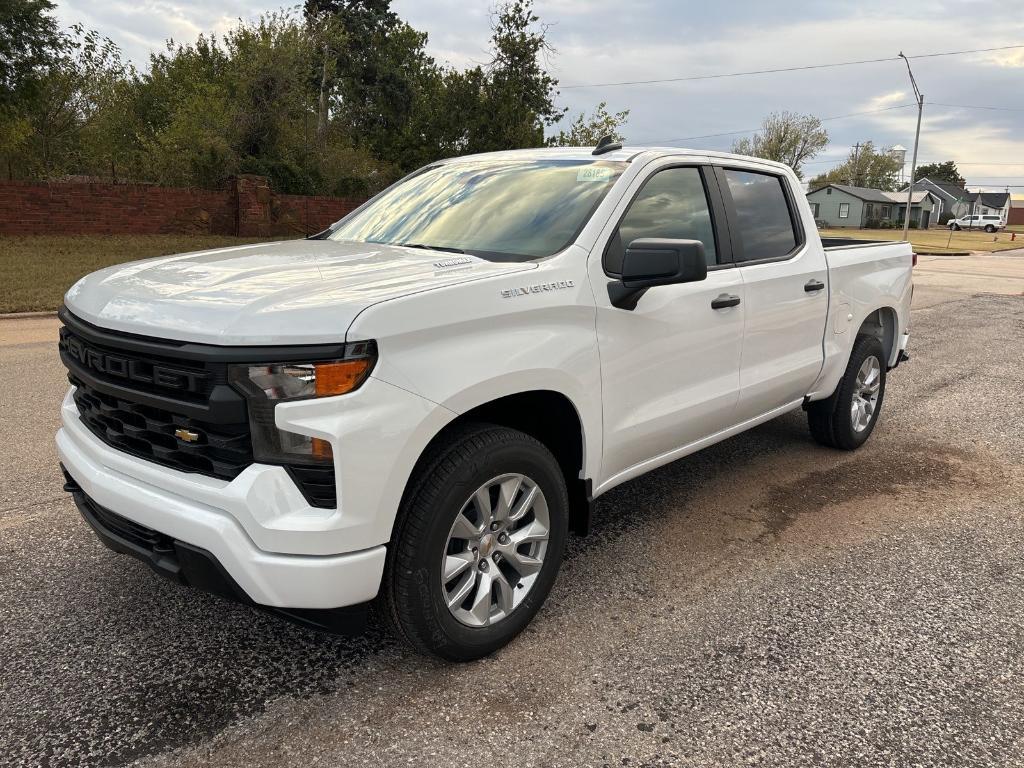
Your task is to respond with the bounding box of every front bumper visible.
[57,392,387,610]
[65,478,368,632]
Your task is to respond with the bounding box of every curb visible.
[0,310,58,320]
[915,251,971,257]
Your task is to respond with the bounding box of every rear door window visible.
[721,169,800,262]
[604,167,718,274]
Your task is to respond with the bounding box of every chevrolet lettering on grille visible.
[60,332,207,394]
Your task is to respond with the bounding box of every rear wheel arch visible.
[857,306,898,367]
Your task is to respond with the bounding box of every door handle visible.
[804,279,825,292]
[711,294,741,310]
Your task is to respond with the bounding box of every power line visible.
[929,101,1024,112]
[560,44,1024,89]
[642,104,916,145]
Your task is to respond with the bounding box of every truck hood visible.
[64,239,535,344]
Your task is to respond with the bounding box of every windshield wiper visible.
[395,242,466,254]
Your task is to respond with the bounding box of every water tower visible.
[891,145,907,184]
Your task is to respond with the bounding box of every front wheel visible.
[807,335,887,450]
[985,224,996,233]
[383,423,568,661]
[951,223,961,231]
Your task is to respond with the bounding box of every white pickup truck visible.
[57,143,913,660]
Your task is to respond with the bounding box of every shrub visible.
[238,157,319,195]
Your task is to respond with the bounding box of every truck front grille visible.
[58,308,338,506]
[71,382,253,479]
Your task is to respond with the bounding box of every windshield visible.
[327,158,627,261]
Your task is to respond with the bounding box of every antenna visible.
[592,135,623,156]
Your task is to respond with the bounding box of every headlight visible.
[228,341,376,465]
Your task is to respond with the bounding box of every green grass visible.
[819,227,1023,254]
[0,235,275,314]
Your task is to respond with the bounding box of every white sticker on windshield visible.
[577,166,614,182]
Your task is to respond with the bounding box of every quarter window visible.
[604,167,718,274]
[839,203,850,219]
[722,169,800,262]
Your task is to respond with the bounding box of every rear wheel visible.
[383,423,568,661]
[985,224,996,233]
[808,335,887,450]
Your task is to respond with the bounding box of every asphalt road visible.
[1,253,1023,768]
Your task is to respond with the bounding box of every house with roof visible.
[901,178,1011,224]
[805,184,937,229]
[1010,194,1024,226]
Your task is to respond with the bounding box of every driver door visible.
[589,163,745,488]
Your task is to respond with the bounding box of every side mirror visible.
[608,238,708,310]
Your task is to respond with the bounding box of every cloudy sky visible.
[54,0,1024,190]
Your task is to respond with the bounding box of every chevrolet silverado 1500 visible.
[57,143,912,660]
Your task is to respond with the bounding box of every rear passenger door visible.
[715,166,829,423]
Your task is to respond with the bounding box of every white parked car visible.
[949,214,1005,232]
[57,143,913,660]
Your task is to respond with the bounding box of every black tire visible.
[951,223,961,231]
[807,334,887,450]
[383,423,568,661]
[985,224,996,233]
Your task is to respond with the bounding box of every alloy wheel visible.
[440,473,550,628]
[851,355,881,432]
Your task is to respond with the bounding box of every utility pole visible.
[850,142,861,186]
[899,52,924,240]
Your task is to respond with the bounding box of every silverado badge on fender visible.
[501,280,575,298]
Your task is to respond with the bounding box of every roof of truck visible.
[438,146,795,173]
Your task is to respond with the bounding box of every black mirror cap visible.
[621,238,707,287]
[609,238,708,310]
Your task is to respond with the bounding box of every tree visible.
[807,141,903,191]
[474,0,566,152]
[23,25,132,177]
[0,0,61,106]
[1,0,62,178]
[546,101,629,147]
[303,0,435,166]
[912,160,964,187]
[731,112,828,178]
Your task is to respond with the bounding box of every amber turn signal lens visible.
[311,437,333,459]
[314,359,372,396]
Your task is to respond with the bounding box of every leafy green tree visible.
[1,0,62,178]
[0,0,624,195]
[808,141,903,191]
[912,160,964,187]
[22,25,131,177]
[546,101,630,147]
[731,112,828,179]
[474,0,566,152]
[0,0,61,106]
[303,0,434,165]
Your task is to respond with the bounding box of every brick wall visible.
[0,176,365,237]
